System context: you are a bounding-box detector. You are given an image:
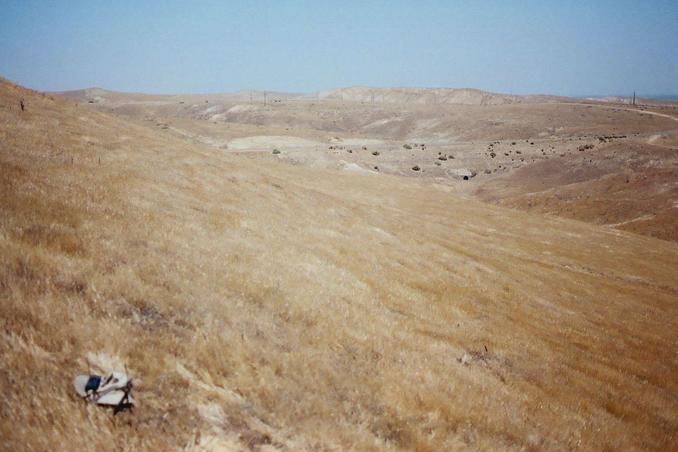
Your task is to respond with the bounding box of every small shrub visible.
[272,149,281,155]
[403,144,412,150]
[411,165,420,171]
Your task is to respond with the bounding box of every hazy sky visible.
[1,0,676,96]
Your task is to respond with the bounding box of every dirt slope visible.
[2,79,678,450]
[475,141,678,241]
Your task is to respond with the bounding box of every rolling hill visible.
[316,86,568,105]
[2,78,677,450]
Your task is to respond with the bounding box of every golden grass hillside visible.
[1,79,677,450]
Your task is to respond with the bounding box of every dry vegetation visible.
[2,79,678,450]
[475,141,678,242]
[63,86,678,243]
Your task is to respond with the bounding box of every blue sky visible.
[0,1,676,96]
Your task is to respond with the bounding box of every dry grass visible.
[475,142,678,242]
[1,79,677,450]
[68,87,678,244]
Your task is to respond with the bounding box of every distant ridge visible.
[583,94,678,106]
[53,85,572,106]
[315,86,570,105]
[54,87,169,103]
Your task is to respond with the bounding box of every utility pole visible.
[264,91,267,106]
[632,91,636,106]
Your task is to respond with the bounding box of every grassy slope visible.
[1,79,677,450]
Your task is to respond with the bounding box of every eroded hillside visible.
[475,140,678,241]
[56,86,678,243]
[2,80,678,450]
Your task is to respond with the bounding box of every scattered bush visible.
[411,165,420,171]
[272,149,281,155]
[403,144,412,150]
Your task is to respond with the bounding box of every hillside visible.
[54,87,170,104]
[317,86,568,105]
[55,87,304,106]
[2,79,678,450]
[57,86,565,107]
[55,85,678,244]
[475,140,678,242]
